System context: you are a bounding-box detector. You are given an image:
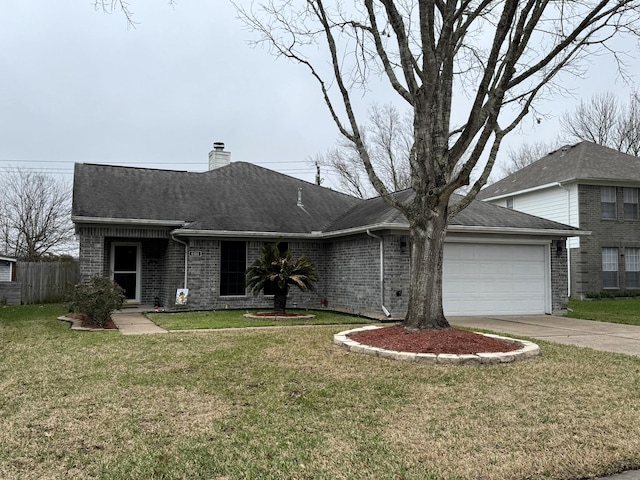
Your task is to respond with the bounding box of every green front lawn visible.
[2,304,640,479]
[147,309,373,330]
[567,298,640,325]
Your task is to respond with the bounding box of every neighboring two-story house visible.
[479,141,640,298]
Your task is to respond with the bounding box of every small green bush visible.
[69,277,126,327]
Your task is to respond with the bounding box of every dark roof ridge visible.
[77,162,192,175]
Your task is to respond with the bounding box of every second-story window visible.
[601,186,616,219]
[506,197,514,209]
[623,187,639,220]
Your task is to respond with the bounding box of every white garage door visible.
[443,243,548,316]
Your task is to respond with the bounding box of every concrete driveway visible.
[450,315,640,357]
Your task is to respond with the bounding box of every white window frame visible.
[506,197,514,209]
[601,186,616,220]
[623,187,639,220]
[625,248,640,289]
[602,247,619,289]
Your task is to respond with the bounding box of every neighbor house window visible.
[220,241,246,296]
[602,247,619,289]
[625,248,640,289]
[263,242,289,296]
[623,188,639,220]
[506,197,514,209]
[601,186,616,219]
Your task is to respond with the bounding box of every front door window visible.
[112,243,140,302]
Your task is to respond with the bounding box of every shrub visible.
[69,277,126,327]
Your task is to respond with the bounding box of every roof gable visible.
[479,141,640,199]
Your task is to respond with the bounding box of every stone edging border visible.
[334,325,541,365]
[58,315,118,332]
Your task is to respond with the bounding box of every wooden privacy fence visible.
[16,261,80,304]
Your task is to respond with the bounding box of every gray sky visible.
[0,1,637,189]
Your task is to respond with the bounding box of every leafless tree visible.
[243,1,640,329]
[561,91,640,156]
[0,169,75,261]
[314,103,412,198]
[93,0,176,27]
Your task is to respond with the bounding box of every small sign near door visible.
[176,288,189,305]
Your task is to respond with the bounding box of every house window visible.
[506,197,514,209]
[601,186,616,219]
[623,188,639,220]
[220,241,246,296]
[626,248,640,289]
[263,242,289,296]
[602,247,619,289]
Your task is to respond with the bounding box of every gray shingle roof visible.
[479,141,640,199]
[73,162,362,234]
[327,190,577,233]
[73,161,576,235]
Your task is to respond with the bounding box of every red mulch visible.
[348,325,520,355]
[67,313,117,330]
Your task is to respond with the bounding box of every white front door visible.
[443,243,549,316]
[111,243,141,303]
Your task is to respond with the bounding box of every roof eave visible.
[72,216,188,227]
[173,229,324,239]
[173,223,587,239]
[447,225,589,237]
[482,181,574,201]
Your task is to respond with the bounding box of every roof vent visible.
[297,188,304,207]
[208,142,230,170]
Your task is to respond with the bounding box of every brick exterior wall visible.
[76,225,568,316]
[551,239,569,314]
[573,184,640,297]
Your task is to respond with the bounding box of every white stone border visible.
[334,325,540,365]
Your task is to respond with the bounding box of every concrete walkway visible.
[450,315,640,357]
[111,311,167,335]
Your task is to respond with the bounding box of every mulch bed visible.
[67,313,117,330]
[251,312,309,317]
[348,325,521,355]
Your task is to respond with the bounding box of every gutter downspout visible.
[366,229,391,318]
[171,234,188,289]
[556,182,572,297]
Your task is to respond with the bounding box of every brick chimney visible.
[208,142,231,170]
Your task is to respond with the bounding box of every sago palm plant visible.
[246,241,318,314]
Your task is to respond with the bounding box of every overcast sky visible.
[0,1,637,190]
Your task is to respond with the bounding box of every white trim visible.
[481,182,570,201]
[484,179,640,202]
[0,256,17,263]
[110,242,142,304]
[72,216,187,227]
[174,223,586,240]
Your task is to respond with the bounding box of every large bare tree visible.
[313,103,412,198]
[561,90,640,156]
[238,0,639,330]
[0,169,75,261]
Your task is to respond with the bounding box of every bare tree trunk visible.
[404,203,451,330]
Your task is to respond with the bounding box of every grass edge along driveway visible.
[2,304,640,480]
